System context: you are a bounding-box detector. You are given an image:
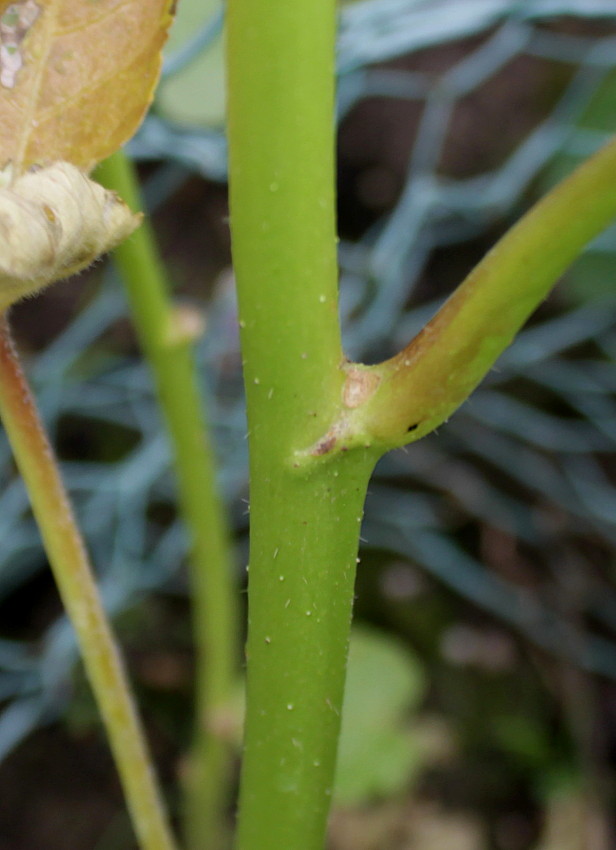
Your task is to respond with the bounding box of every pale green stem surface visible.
[0,315,178,850]
[96,152,239,850]
[227,1,379,848]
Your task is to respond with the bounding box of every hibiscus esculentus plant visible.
[0,1,615,850]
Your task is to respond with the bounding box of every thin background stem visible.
[96,151,240,850]
[0,314,178,850]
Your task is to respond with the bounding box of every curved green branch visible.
[301,134,616,458]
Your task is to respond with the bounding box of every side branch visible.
[300,135,616,459]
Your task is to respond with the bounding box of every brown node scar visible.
[311,433,337,456]
[342,365,380,409]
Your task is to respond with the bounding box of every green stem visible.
[330,135,616,452]
[0,315,177,850]
[235,453,375,850]
[96,152,239,850]
[227,1,379,848]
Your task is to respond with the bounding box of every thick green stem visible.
[0,316,177,850]
[236,454,375,849]
[227,1,379,848]
[96,152,239,850]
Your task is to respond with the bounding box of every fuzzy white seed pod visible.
[0,161,141,310]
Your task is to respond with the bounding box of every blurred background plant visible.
[1,1,616,848]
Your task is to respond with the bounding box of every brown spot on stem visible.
[312,433,337,456]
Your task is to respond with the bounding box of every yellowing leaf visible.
[0,0,175,173]
[0,161,141,309]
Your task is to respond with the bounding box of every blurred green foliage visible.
[335,626,425,805]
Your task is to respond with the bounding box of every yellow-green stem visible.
[226,2,383,849]
[0,314,178,850]
[96,152,239,850]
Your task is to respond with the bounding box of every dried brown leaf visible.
[0,0,174,172]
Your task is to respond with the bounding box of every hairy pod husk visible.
[0,161,141,310]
